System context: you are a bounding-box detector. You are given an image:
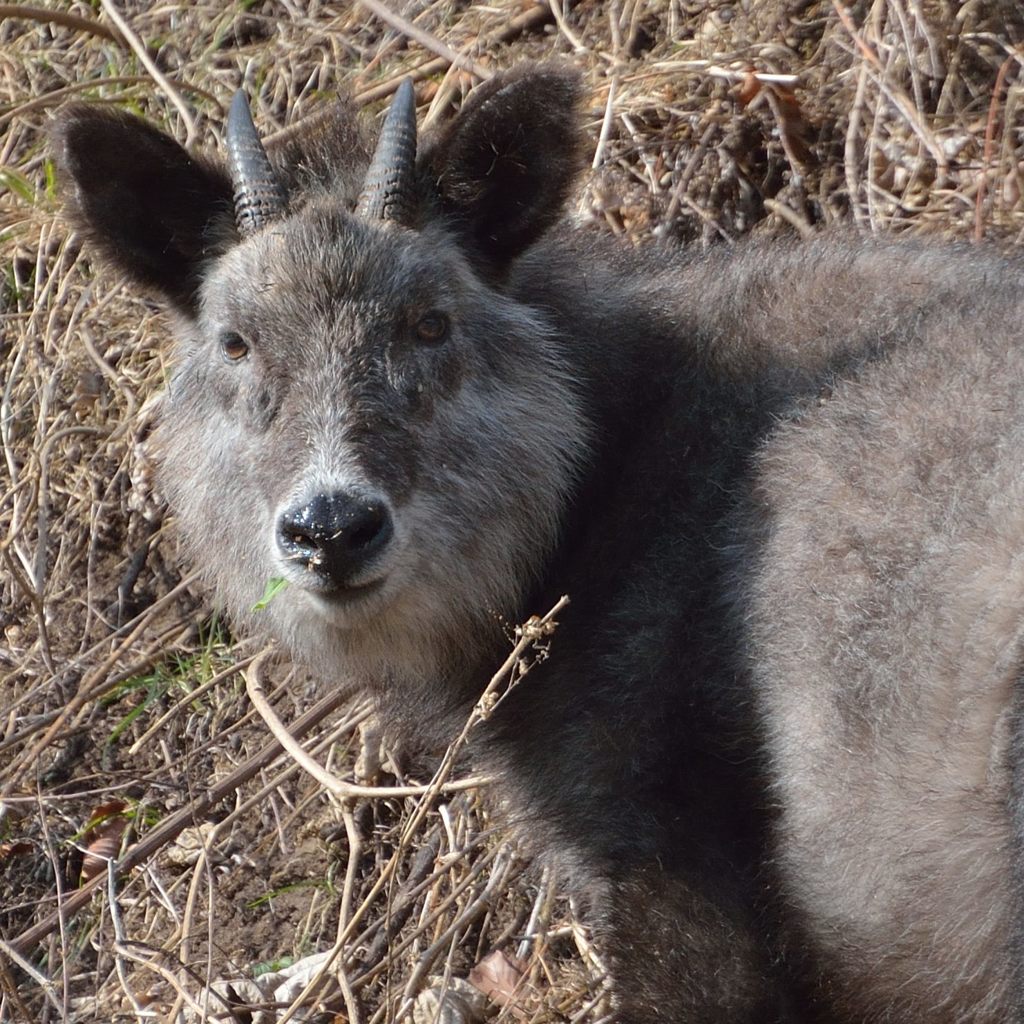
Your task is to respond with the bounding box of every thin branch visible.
[356,0,492,82]
[350,1,553,107]
[245,652,492,799]
[96,0,197,143]
[0,4,124,45]
[975,55,1017,241]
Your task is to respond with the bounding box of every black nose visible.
[277,491,393,588]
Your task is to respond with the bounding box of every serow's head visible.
[54,67,590,678]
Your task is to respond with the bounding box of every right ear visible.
[419,64,584,277]
[52,105,235,316]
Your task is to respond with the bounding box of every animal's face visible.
[160,203,585,672]
[54,66,588,678]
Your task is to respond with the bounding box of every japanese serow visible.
[55,65,1024,1022]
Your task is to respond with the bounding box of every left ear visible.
[419,64,584,275]
[52,104,234,316]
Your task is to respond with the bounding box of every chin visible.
[291,575,392,629]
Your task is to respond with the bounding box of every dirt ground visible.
[2,1,1023,1022]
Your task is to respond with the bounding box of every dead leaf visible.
[0,841,32,863]
[413,977,488,1024]
[79,800,129,885]
[468,950,527,1009]
[762,82,815,172]
[734,71,815,173]
[737,70,761,107]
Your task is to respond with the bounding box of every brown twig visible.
[356,0,492,82]
[975,55,1016,241]
[832,0,949,177]
[96,0,197,142]
[245,650,492,798]
[352,1,555,106]
[0,76,221,128]
[0,4,124,46]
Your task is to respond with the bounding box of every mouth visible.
[275,552,388,597]
[292,576,388,624]
[316,577,385,604]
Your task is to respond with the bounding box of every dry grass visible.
[1,2,1023,1022]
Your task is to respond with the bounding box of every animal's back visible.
[723,238,1024,1021]
[495,230,1024,1022]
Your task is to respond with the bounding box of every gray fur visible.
[165,211,587,697]
[54,68,1024,1023]
[730,244,1024,1022]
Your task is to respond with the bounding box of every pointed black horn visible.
[226,90,287,235]
[356,78,418,224]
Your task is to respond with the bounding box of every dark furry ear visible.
[420,65,584,274]
[52,105,234,315]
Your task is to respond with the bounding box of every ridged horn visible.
[226,90,287,235]
[356,78,418,224]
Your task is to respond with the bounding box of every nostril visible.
[283,523,312,546]
[276,511,319,552]
[346,506,391,553]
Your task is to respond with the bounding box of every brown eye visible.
[220,331,250,362]
[415,312,449,344]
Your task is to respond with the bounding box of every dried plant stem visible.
[0,75,221,126]
[335,806,365,1024]
[352,1,554,106]
[975,55,1017,241]
[393,845,515,1018]
[357,0,492,82]
[0,937,63,1015]
[245,653,493,799]
[0,4,124,45]
[106,859,149,1019]
[8,686,352,958]
[97,0,198,142]
[832,0,949,176]
[549,0,587,52]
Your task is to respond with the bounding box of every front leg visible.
[600,863,797,1023]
